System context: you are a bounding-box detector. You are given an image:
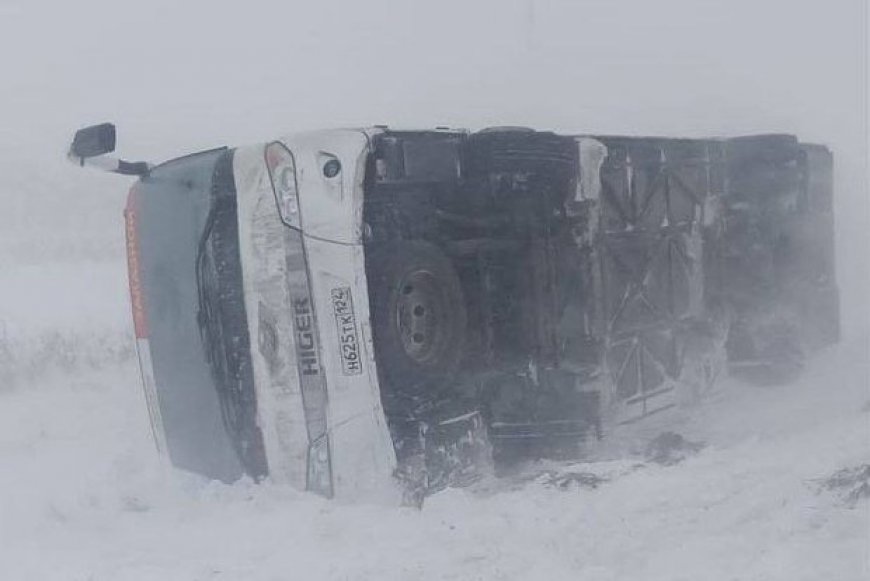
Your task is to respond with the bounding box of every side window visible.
[374,135,461,183]
[402,138,460,181]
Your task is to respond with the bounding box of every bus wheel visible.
[368,241,467,398]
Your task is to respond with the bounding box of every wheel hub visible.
[396,270,448,365]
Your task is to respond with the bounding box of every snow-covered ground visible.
[0,261,131,389]
[1,262,867,581]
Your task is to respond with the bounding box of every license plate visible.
[330,287,362,375]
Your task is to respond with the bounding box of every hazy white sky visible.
[0,1,864,144]
[0,0,867,331]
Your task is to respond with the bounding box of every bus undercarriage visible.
[361,129,837,493]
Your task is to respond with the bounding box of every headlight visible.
[265,141,301,229]
[307,434,334,498]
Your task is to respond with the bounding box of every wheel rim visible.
[395,269,450,365]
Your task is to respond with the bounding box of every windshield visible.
[132,148,266,481]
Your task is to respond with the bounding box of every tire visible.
[368,241,467,398]
[725,313,805,386]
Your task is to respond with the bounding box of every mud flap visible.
[392,410,493,505]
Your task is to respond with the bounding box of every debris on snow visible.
[644,431,706,466]
[818,464,870,507]
[542,471,609,490]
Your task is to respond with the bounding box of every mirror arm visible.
[117,159,152,176]
[67,152,152,176]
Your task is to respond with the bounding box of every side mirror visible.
[70,123,116,158]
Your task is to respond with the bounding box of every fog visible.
[0,2,867,579]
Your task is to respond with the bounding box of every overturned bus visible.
[69,124,838,501]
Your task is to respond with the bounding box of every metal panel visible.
[596,138,714,420]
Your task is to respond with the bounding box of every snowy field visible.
[0,261,868,581]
